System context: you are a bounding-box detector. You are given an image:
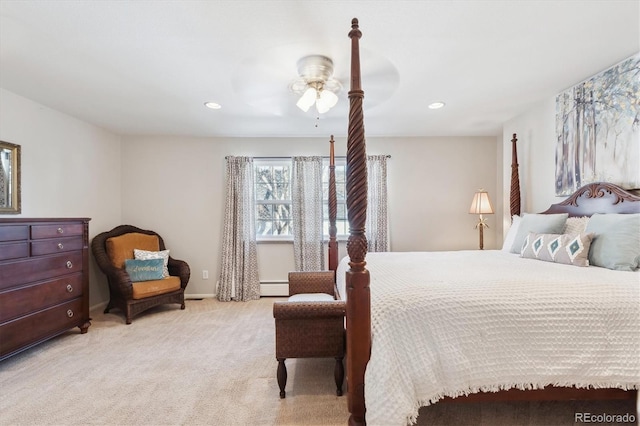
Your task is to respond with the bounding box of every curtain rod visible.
[224,155,391,160]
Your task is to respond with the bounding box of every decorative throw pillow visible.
[563,216,589,235]
[521,232,594,266]
[134,249,170,278]
[585,213,640,271]
[509,213,569,254]
[124,258,164,282]
[501,215,521,252]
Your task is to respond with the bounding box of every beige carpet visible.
[0,298,636,426]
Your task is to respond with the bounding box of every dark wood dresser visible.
[0,218,91,360]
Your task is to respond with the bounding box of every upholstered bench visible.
[273,271,346,398]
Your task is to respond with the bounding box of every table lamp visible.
[469,189,494,250]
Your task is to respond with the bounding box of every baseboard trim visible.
[185,294,215,299]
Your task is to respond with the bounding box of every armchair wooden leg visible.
[126,306,133,325]
[335,356,344,396]
[277,358,287,398]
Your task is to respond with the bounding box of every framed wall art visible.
[555,53,639,196]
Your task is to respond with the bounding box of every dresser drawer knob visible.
[58,243,64,250]
[67,309,74,318]
[66,284,74,293]
[57,227,64,234]
[66,261,73,269]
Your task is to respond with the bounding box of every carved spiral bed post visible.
[328,135,339,275]
[345,18,370,426]
[510,133,521,218]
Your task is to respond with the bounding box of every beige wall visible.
[502,97,558,216]
[0,88,499,302]
[0,89,123,307]
[121,135,498,297]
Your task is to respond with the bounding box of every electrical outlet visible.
[202,270,209,279]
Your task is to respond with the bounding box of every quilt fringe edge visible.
[407,381,639,425]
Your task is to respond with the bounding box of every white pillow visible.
[501,215,521,252]
[134,249,170,278]
[509,213,569,254]
[563,216,589,235]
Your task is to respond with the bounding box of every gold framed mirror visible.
[0,141,21,214]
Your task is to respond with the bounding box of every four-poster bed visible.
[339,18,639,426]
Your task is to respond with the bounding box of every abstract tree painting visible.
[555,53,639,195]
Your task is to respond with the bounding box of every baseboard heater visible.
[259,280,288,297]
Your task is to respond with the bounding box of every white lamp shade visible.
[469,191,494,214]
[296,87,316,112]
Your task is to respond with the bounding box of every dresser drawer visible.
[0,274,83,323]
[0,225,29,242]
[31,223,84,240]
[0,298,83,358]
[0,242,29,261]
[0,251,83,290]
[31,236,83,257]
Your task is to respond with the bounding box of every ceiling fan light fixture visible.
[290,55,342,115]
[296,87,317,112]
[315,89,338,113]
[319,89,338,109]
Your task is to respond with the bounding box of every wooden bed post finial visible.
[510,133,521,218]
[346,16,370,426]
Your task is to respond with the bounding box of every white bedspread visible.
[336,250,640,426]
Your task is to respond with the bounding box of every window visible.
[255,160,292,237]
[254,158,347,240]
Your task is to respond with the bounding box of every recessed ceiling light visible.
[204,102,222,109]
[428,101,445,109]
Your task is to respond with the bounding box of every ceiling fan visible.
[231,42,399,118]
[288,55,342,114]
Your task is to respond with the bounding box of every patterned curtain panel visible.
[367,155,389,252]
[218,156,260,302]
[292,156,325,271]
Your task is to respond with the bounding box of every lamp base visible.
[475,215,490,250]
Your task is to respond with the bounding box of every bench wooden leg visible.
[277,358,287,398]
[335,356,344,396]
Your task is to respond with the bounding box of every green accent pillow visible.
[585,214,640,271]
[125,258,165,282]
[521,232,594,266]
[509,213,569,254]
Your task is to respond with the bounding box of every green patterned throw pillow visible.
[520,232,594,267]
[125,258,164,282]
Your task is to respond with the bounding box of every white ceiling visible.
[1,1,638,138]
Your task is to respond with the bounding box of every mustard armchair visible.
[92,225,190,324]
